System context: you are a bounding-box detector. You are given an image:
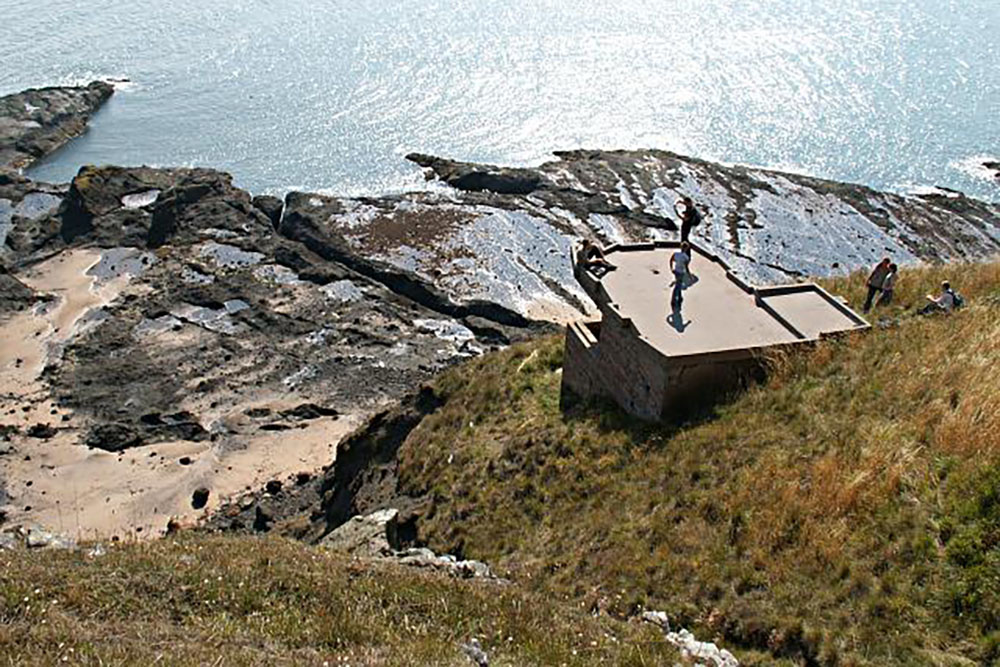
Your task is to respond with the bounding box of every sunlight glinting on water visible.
[1,0,997,199]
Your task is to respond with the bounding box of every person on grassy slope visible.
[864,257,892,312]
[877,263,898,306]
[919,280,960,314]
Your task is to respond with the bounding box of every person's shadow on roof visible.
[667,303,691,333]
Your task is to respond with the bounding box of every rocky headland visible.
[0,81,113,173]
[0,82,998,542]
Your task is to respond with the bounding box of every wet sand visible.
[0,249,363,540]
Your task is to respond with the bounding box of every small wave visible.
[51,71,140,92]
[949,154,1000,183]
[760,161,826,180]
[895,183,962,198]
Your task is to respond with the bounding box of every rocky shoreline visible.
[1,81,998,542]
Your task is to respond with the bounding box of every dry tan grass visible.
[393,260,1000,666]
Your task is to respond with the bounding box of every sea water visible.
[1,0,997,200]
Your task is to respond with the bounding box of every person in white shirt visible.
[920,280,956,314]
[669,242,692,307]
[876,263,898,306]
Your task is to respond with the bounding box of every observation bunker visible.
[562,241,869,421]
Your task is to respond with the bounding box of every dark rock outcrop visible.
[407,152,544,195]
[60,165,176,245]
[0,82,114,171]
[0,264,34,315]
[148,170,271,247]
[1,169,67,260]
[84,423,143,452]
[8,160,534,469]
[252,195,284,228]
[311,386,443,542]
[191,487,210,510]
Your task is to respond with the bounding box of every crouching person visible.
[576,239,615,277]
[919,281,963,314]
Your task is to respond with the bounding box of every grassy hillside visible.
[0,535,677,666]
[394,261,1000,665]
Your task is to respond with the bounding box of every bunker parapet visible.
[562,242,869,421]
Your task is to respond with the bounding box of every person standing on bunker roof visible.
[863,257,892,312]
[669,242,692,308]
[673,196,702,244]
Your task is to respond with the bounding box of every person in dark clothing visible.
[863,257,892,312]
[673,196,702,244]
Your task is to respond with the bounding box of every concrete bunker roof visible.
[573,242,868,359]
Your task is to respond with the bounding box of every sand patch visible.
[2,413,360,540]
[0,249,129,428]
[1,249,365,540]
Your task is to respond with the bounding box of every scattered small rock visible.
[253,504,274,532]
[281,403,339,421]
[320,510,497,579]
[27,423,57,439]
[320,508,399,556]
[264,480,283,495]
[460,638,489,667]
[191,487,210,510]
[395,547,494,579]
[642,611,739,667]
[178,456,193,466]
[24,526,76,550]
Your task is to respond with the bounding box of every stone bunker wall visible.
[562,310,670,420]
[562,319,767,421]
